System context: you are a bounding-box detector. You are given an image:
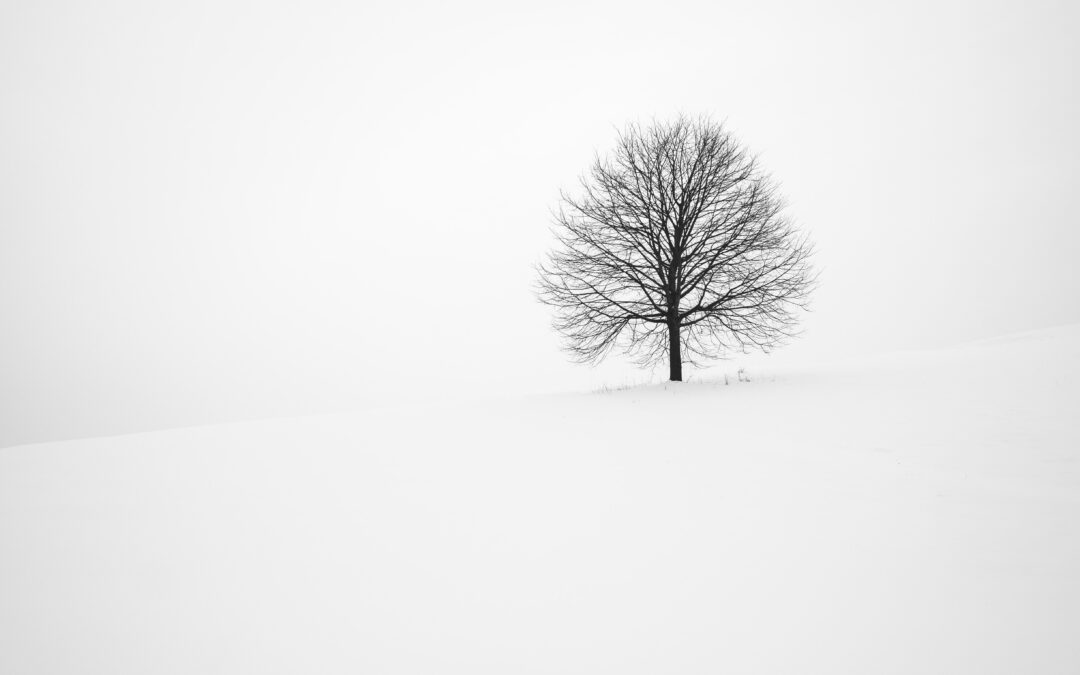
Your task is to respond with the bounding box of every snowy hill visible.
[2,326,1078,674]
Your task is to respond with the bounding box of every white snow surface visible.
[2,325,1079,674]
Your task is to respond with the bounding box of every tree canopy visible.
[538,116,815,380]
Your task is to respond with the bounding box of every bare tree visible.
[538,116,815,381]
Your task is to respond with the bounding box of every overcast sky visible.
[3,0,1078,446]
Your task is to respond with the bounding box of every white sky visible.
[3,0,1078,446]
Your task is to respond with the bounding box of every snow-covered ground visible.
[2,325,1078,674]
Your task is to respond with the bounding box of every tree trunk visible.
[668,321,682,381]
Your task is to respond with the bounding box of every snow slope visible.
[2,326,1078,674]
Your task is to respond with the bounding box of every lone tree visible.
[538,116,815,381]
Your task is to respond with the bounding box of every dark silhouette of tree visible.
[538,116,815,381]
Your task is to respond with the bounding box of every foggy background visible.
[2,0,1078,447]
